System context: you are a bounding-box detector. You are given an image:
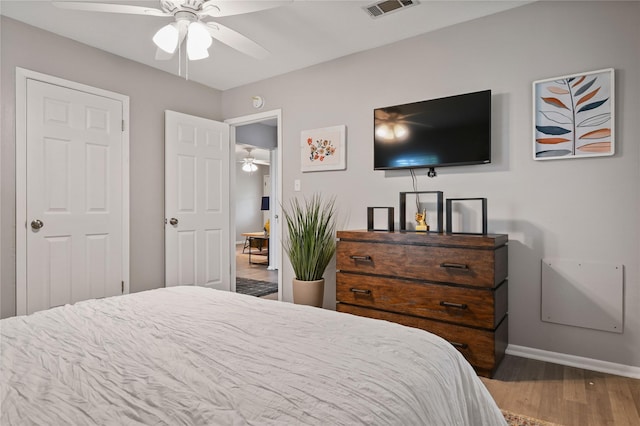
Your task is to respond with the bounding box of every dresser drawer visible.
[337,241,507,288]
[337,273,507,329]
[337,304,508,377]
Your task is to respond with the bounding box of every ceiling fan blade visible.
[205,22,269,59]
[200,1,291,18]
[52,2,169,17]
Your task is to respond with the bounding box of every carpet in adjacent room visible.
[236,277,277,297]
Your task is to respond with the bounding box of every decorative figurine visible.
[415,209,429,231]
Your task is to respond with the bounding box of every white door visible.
[165,111,230,290]
[24,79,125,314]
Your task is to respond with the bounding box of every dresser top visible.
[337,230,508,249]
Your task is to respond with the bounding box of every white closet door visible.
[25,79,124,314]
[165,111,230,290]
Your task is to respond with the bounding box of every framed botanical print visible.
[300,125,346,172]
[533,68,614,160]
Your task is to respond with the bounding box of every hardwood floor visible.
[235,242,278,299]
[481,355,640,425]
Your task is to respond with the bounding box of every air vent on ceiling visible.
[364,0,418,19]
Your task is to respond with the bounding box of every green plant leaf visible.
[282,193,337,281]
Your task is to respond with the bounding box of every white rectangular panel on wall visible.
[541,258,623,333]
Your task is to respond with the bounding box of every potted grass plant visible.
[282,193,337,307]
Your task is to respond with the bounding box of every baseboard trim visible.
[506,344,640,379]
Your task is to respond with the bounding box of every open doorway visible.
[226,110,282,301]
[234,144,276,298]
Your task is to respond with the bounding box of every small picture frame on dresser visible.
[367,207,394,231]
[399,191,443,232]
[445,198,488,234]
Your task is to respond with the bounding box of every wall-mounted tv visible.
[374,90,491,171]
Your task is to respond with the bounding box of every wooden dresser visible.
[336,230,508,377]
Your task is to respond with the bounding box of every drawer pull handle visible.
[350,288,372,295]
[440,301,468,310]
[440,262,469,270]
[449,341,469,349]
[350,255,372,262]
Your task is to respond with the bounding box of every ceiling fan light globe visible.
[153,23,179,53]
[188,22,212,48]
[187,46,210,60]
[242,162,258,173]
[187,22,212,60]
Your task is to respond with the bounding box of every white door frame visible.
[226,109,282,301]
[15,67,130,314]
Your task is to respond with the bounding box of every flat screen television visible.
[373,90,491,171]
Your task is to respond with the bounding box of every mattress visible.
[1,286,506,425]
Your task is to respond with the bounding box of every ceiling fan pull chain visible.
[178,42,182,77]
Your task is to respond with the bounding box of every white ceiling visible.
[1,0,532,91]
[235,143,270,165]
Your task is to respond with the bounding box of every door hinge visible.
[122,120,125,131]
[121,281,124,294]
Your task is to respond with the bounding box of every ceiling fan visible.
[52,0,290,61]
[241,147,258,172]
[238,146,270,172]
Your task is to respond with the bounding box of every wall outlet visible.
[294,179,301,191]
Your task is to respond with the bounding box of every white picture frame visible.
[533,68,614,160]
[300,125,346,172]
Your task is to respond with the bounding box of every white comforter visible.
[1,287,506,425]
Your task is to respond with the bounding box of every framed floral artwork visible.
[300,125,346,172]
[533,68,614,160]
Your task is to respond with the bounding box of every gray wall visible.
[0,17,223,318]
[222,1,640,368]
[235,163,268,242]
[236,123,277,150]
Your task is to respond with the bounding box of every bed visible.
[1,286,506,425]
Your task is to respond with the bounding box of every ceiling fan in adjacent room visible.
[241,147,258,172]
[53,0,290,61]
[239,147,270,173]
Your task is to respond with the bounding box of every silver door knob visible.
[31,219,44,230]
[169,218,179,226]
